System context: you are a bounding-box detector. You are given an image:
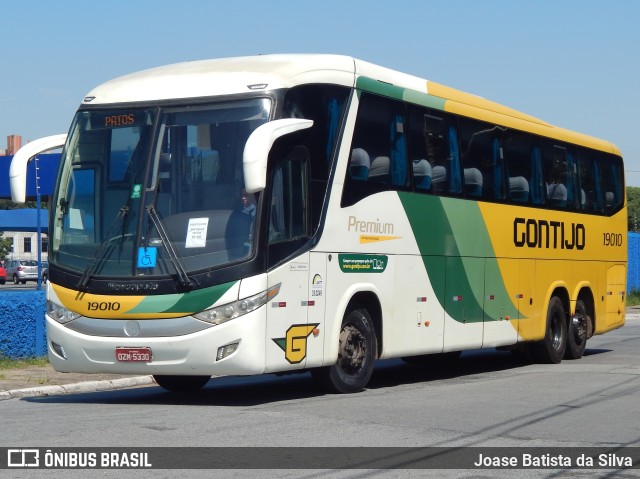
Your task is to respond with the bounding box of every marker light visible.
[51,341,68,360]
[194,283,281,325]
[47,301,81,324]
[216,342,239,361]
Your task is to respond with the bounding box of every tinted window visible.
[460,119,506,201]
[543,142,579,210]
[343,93,408,206]
[502,131,543,205]
[407,105,461,196]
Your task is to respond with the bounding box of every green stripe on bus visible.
[356,77,446,110]
[356,77,405,100]
[403,90,446,110]
[398,192,519,323]
[128,281,237,314]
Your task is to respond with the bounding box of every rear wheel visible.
[565,299,588,359]
[531,296,567,364]
[153,375,210,393]
[313,305,377,393]
[13,274,19,285]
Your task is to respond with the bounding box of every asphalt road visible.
[1,314,639,478]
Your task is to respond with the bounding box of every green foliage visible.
[628,186,640,232]
[0,233,11,263]
[627,291,640,307]
[0,355,49,369]
[0,199,44,209]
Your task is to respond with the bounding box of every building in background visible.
[6,135,22,155]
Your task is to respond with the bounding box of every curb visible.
[0,375,156,401]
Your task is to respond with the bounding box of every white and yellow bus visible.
[12,54,626,393]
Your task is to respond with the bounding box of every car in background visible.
[42,262,49,283]
[0,264,6,285]
[5,259,39,284]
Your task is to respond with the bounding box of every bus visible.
[12,54,626,393]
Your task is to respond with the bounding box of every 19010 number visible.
[603,233,623,246]
[87,301,121,311]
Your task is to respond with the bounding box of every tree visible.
[0,233,11,264]
[628,186,640,232]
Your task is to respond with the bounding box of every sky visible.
[2,0,640,184]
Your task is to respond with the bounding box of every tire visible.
[564,299,588,359]
[13,274,19,285]
[313,305,377,393]
[531,296,567,364]
[153,375,210,393]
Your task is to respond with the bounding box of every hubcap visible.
[550,314,563,351]
[572,313,587,345]
[338,324,367,375]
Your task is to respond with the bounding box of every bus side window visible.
[602,156,624,214]
[543,143,580,210]
[342,93,408,206]
[503,130,542,205]
[283,84,350,230]
[268,145,310,266]
[407,105,459,195]
[576,147,603,213]
[460,119,506,201]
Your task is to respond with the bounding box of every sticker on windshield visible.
[69,208,83,229]
[137,247,157,268]
[185,217,209,248]
[131,184,142,199]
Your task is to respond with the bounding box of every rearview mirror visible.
[10,134,67,203]
[243,119,313,193]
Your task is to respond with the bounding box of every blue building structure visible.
[0,209,48,233]
[628,233,640,293]
[0,152,59,200]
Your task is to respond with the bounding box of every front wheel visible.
[531,296,567,364]
[153,375,210,393]
[313,305,377,393]
[564,299,588,359]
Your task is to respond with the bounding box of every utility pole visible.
[36,154,42,291]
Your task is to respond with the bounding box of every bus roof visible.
[82,54,620,156]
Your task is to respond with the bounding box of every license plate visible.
[115,347,152,362]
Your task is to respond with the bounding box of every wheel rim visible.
[572,313,587,345]
[337,323,367,376]
[550,312,563,351]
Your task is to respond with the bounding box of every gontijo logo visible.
[272,324,319,364]
[513,217,585,250]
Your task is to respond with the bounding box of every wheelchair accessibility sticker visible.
[137,247,157,268]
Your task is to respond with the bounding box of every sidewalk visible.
[2,307,639,401]
[0,366,155,400]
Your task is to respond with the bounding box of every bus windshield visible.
[50,98,271,283]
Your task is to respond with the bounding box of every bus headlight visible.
[47,300,81,324]
[194,283,281,325]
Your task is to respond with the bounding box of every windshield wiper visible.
[145,205,194,291]
[76,206,130,292]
